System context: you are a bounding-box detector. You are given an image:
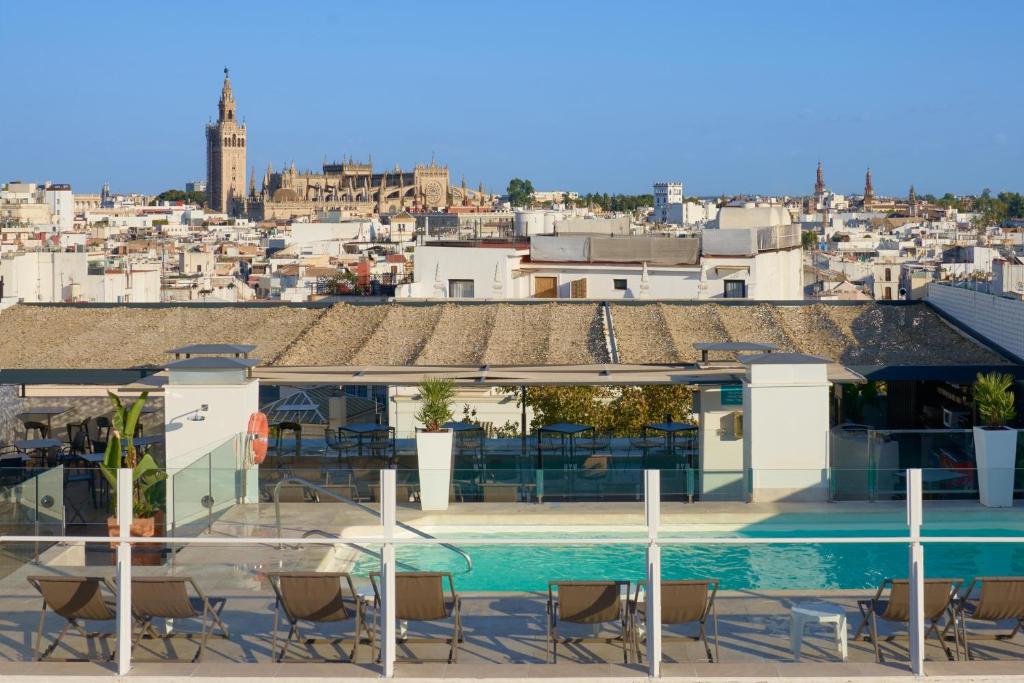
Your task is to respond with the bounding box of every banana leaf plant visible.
[99,391,166,518]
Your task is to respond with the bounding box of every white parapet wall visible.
[926,283,1024,361]
[742,353,830,502]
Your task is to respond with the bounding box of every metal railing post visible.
[116,467,133,676]
[379,469,397,678]
[645,469,662,676]
[906,468,924,675]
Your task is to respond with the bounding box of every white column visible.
[906,469,924,675]
[379,469,397,678]
[116,468,133,676]
[645,470,662,675]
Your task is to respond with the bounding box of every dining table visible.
[339,423,394,463]
[536,423,593,470]
[645,422,698,467]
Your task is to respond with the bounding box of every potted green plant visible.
[100,391,168,546]
[972,372,1018,507]
[414,378,455,510]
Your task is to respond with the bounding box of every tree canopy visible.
[573,192,653,212]
[506,178,535,208]
[151,189,206,206]
[509,385,693,437]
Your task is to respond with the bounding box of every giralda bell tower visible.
[205,68,246,215]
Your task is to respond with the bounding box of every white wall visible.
[927,283,1024,360]
[163,378,259,525]
[743,359,830,501]
[401,245,524,298]
[696,385,746,498]
[0,251,88,302]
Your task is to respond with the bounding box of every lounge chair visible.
[630,579,719,663]
[28,575,116,661]
[315,483,360,502]
[854,578,961,662]
[268,571,367,662]
[274,483,315,503]
[547,580,631,663]
[369,571,463,663]
[130,576,229,662]
[481,481,520,502]
[948,576,1024,659]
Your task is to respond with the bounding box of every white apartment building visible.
[0,250,161,303]
[1,181,74,230]
[398,205,804,300]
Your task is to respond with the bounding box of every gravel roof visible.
[0,301,1007,370]
[610,302,1010,366]
[0,304,323,369]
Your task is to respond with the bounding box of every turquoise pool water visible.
[350,528,1024,591]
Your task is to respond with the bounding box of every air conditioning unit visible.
[942,408,969,428]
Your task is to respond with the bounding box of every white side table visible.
[790,602,848,662]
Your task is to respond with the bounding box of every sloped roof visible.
[0,300,1012,373]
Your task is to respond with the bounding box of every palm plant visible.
[974,372,1017,428]
[415,378,455,432]
[99,391,166,518]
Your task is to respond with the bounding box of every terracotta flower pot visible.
[107,511,165,565]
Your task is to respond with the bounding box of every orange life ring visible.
[247,412,270,465]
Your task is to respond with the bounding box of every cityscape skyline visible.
[2,0,1023,197]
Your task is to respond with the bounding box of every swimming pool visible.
[349,527,1024,591]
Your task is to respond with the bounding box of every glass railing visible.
[169,434,243,536]
[0,467,1022,671]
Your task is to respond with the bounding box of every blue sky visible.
[1,1,1021,197]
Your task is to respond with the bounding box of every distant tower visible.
[205,68,246,215]
[814,160,826,200]
[863,168,874,207]
[908,185,918,217]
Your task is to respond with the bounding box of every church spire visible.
[864,167,874,205]
[814,160,826,197]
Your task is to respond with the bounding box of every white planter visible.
[973,427,1018,508]
[416,430,453,511]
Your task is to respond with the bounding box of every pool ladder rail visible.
[272,476,473,572]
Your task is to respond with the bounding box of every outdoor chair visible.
[130,576,229,663]
[270,422,302,467]
[946,576,1024,659]
[454,429,484,467]
[315,483,360,502]
[368,428,395,465]
[0,445,26,486]
[575,431,612,457]
[28,575,117,661]
[22,420,50,440]
[370,482,419,504]
[63,421,97,510]
[273,483,316,503]
[268,571,367,662]
[854,578,962,662]
[629,436,663,467]
[89,416,111,453]
[547,580,631,663]
[325,428,358,461]
[631,579,719,663]
[481,481,520,502]
[369,571,463,663]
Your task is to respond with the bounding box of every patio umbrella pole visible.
[520,385,527,455]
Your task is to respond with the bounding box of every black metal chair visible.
[325,427,358,462]
[63,421,97,511]
[22,420,49,440]
[89,416,111,453]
